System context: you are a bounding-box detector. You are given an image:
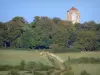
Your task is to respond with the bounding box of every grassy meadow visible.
[0,49,100,75]
[0,49,100,65]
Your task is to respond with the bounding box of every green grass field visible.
[0,49,100,75]
[0,49,100,65]
[0,64,100,75]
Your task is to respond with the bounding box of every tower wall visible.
[67,7,80,24]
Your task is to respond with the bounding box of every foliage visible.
[73,30,98,51]
[0,65,13,71]
[0,16,100,52]
[40,51,74,75]
[19,60,26,70]
[7,69,20,75]
[50,44,81,53]
[0,60,25,71]
[49,44,60,53]
[68,57,100,64]
[80,70,90,75]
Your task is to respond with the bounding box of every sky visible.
[0,0,100,23]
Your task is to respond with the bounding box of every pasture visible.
[0,49,100,65]
[0,64,100,75]
[0,49,100,75]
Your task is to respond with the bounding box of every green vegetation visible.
[19,60,26,70]
[1,64,100,75]
[80,70,90,75]
[7,69,20,75]
[0,16,100,52]
[0,15,100,75]
[1,50,100,65]
[0,50,100,75]
[0,50,75,75]
[69,57,100,64]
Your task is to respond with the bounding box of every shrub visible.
[13,65,21,70]
[25,61,54,75]
[50,44,81,53]
[63,48,81,53]
[80,70,90,75]
[25,61,36,72]
[69,57,100,64]
[7,69,20,75]
[0,65,13,71]
[19,60,26,70]
[68,56,71,62]
[96,47,100,51]
[49,44,60,53]
[25,61,54,72]
[63,70,74,75]
[0,64,23,71]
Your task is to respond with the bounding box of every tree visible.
[0,22,6,47]
[73,30,98,51]
[12,16,28,24]
[82,21,97,31]
[34,16,40,22]
[0,16,100,51]
[53,17,61,24]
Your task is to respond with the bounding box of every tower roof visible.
[70,7,78,11]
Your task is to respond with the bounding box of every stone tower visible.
[67,7,80,24]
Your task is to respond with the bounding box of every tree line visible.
[0,16,100,52]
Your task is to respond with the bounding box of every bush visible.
[50,44,81,53]
[69,57,100,64]
[0,65,13,71]
[49,44,60,53]
[7,69,20,75]
[19,60,26,70]
[25,61,36,72]
[96,47,100,51]
[62,48,81,53]
[0,64,23,71]
[63,70,74,75]
[13,65,21,70]
[80,70,90,75]
[25,61,54,72]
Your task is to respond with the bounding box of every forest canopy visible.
[0,16,100,52]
